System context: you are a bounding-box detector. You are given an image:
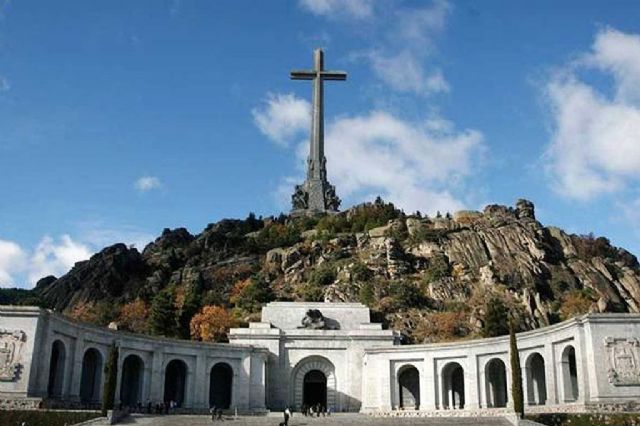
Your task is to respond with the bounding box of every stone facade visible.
[0,303,639,416]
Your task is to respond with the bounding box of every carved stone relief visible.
[605,337,640,386]
[0,329,26,382]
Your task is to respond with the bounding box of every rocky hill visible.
[9,198,640,343]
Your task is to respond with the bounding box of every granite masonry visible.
[0,302,639,416]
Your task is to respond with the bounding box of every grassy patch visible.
[527,413,640,426]
[0,410,101,426]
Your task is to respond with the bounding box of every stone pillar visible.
[249,353,267,411]
[194,353,207,409]
[68,333,85,401]
[149,348,164,402]
[466,358,479,409]
[379,359,392,411]
[421,355,437,411]
[545,344,557,405]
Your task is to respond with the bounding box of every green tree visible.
[482,297,509,337]
[178,288,201,339]
[509,317,524,418]
[149,288,177,337]
[101,343,118,416]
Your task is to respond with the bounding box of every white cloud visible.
[298,0,374,19]
[28,235,91,285]
[0,239,27,286]
[368,50,449,95]
[0,235,91,287]
[252,93,310,147]
[134,176,162,192]
[255,93,483,214]
[544,28,640,200]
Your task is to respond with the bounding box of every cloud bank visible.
[544,28,640,201]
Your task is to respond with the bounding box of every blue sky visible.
[1,0,640,287]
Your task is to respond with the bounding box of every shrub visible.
[482,297,509,337]
[358,282,375,306]
[230,275,275,313]
[309,264,337,287]
[559,290,593,320]
[413,311,469,343]
[190,305,237,342]
[423,254,450,282]
[296,283,325,302]
[118,298,149,334]
[351,262,373,283]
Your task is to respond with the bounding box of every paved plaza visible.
[110,414,513,426]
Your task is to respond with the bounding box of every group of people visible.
[209,406,225,421]
[118,399,180,415]
[300,403,330,417]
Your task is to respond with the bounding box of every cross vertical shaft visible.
[290,48,346,214]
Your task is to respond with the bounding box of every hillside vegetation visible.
[4,198,639,344]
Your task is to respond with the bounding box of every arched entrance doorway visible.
[291,357,336,411]
[485,358,508,408]
[164,359,187,407]
[442,362,464,409]
[47,340,66,398]
[561,345,579,402]
[209,363,233,409]
[120,354,144,406]
[303,370,327,408]
[79,348,103,404]
[398,366,420,409]
[526,353,547,405]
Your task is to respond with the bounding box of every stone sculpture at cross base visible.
[290,48,345,215]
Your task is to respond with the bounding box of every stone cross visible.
[290,49,346,213]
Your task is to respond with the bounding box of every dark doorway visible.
[209,363,233,409]
[398,366,420,409]
[47,340,66,397]
[164,359,187,406]
[303,370,327,407]
[79,348,103,404]
[120,355,144,406]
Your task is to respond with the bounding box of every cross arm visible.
[290,70,316,80]
[320,71,347,81]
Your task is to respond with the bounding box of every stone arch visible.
[398,365,420,409]
[484,358,508,408]
[561,345,579,402]
[47,339,66,398]
[164,359,188,407]
[79,348,103,404]
[120,354,144,406]
[291,356,336,410]
[525,353,547,405]
[442,362,465,409]
[209,362,233,409]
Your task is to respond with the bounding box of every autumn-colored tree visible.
[118,299,149,334]
[559,290,593,320]
[413,311,469,343]
[66,301,99,324]
[230,275,274,313]
[190,305,237,342]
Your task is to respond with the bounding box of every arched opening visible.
[209,363,233,409]
[398,366,420,409]
[442,362,465,409]
[303,370,327,408]
[485,358,508,408]
[526,353,547,405]
[164,359,187,407]
[291,356,336,411]
[79,348,103,404]
[561,346,579,402]
[47,340,66,398]
[120,354,144,407]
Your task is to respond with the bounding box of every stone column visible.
[466,357,480,409]
[68,333,85,402]
[379,359,392,411]
[545,344,557,405]
[421,355,437,411]
[149,348,164,402]
[249,353,267,411]
[194,353,207,409]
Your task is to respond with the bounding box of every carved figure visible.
[0,329,25,382]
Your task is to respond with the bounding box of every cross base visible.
[291,178,341,214]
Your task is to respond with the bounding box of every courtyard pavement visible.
[108,413,514,426]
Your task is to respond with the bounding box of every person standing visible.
[284,406,292,426]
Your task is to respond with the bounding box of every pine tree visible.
[482,297,509,337]
[178,288,201,339]
[149,288,177,337]
[101,342,118,416]
[509,317,524,418]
